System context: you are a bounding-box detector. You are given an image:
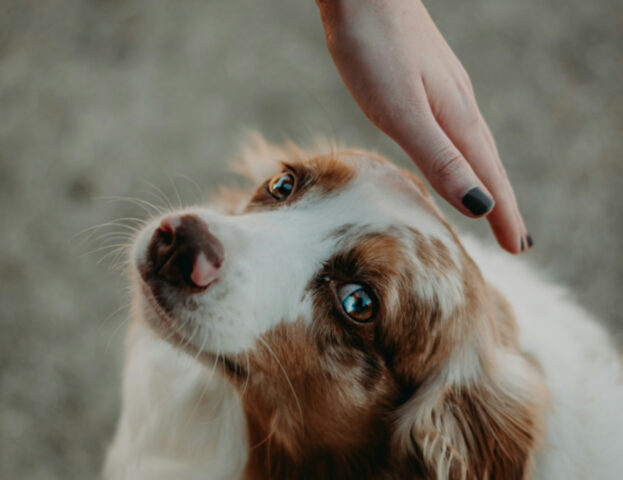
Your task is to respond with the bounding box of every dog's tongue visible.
[190,251,219,288]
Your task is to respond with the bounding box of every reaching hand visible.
[317,0,531,253]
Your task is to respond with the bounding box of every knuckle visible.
[366,92,427,136]
[455,70,475,100]
[463,104,481,131]
[456,68,474,94]
[429,144,465,182]
[454,75,480,124]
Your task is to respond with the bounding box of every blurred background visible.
[0,0,621,478]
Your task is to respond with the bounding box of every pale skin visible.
[316,0,531,254]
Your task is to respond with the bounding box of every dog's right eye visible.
[337,283,376,323]
[267,172,295,201]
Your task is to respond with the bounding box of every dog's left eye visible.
[267,172,295,201]
[337,283,375,323]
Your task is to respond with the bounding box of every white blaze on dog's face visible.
[131,142,546,478]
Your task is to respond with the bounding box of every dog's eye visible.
[267,172,295,201]
[337,283,375,323]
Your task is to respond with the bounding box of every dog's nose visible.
[147,214,224,289]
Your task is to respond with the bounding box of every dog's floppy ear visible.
[392,285,549,480]
[232,132,303,184]
[398,166,433,201]
[232,132,346,183]
[394,351,548,479]
[209,133,304,214]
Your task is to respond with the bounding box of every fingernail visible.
[462,187,494,216]
[520,236,525,251]
[526,234,534,248]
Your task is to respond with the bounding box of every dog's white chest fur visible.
[103,312,247,480]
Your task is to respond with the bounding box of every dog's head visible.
[132,136,547,479]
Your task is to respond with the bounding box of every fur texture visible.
[103,136,623,479]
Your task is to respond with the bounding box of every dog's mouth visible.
[139,282,191,345]
[139,281,246,378]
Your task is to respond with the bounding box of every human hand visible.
[316,0,531,253]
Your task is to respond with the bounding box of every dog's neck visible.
[240,388,397,479]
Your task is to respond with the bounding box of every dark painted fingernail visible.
[527,234,534,248]
[462,187,494,216]
[520,236,525,251]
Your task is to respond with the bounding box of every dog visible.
[103,135,623,479]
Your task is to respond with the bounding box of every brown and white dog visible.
[103,136,623,480]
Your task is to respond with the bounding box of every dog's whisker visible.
[166,173,184,209]
[158,314,191,347]
[75,233,134,256]
[137,188,173,213]
[101,300,133,326]
[161,318,185,344]
[89,232,136,247]
[76,221,139,251]
[192,329,210,365]
[92,229,137,239]
[71,217,145,240]
[209,339,221,378]
[257,337,303,418]
[182,323,200,354]
[241,351,251,396]
[97,195,165,216]
[173,173,205,204]
[95,245,133,266]
[72,221,143,251]
[138,179,176,211]
[179,356,212,438]
[79,242,130,260]
[104,303,133,353]
[249,417,277,451]
[108,256,132,274]
[160,329,177,345]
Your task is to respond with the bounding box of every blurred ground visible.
[0,0,621,478]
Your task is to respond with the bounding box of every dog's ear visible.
[398,166,433,201]
[232,132,346,183]
[232,132,303,184]
[209,133,304,215]
[396,166,450,223]
[394,351,548,479]
[392,286,549,480]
